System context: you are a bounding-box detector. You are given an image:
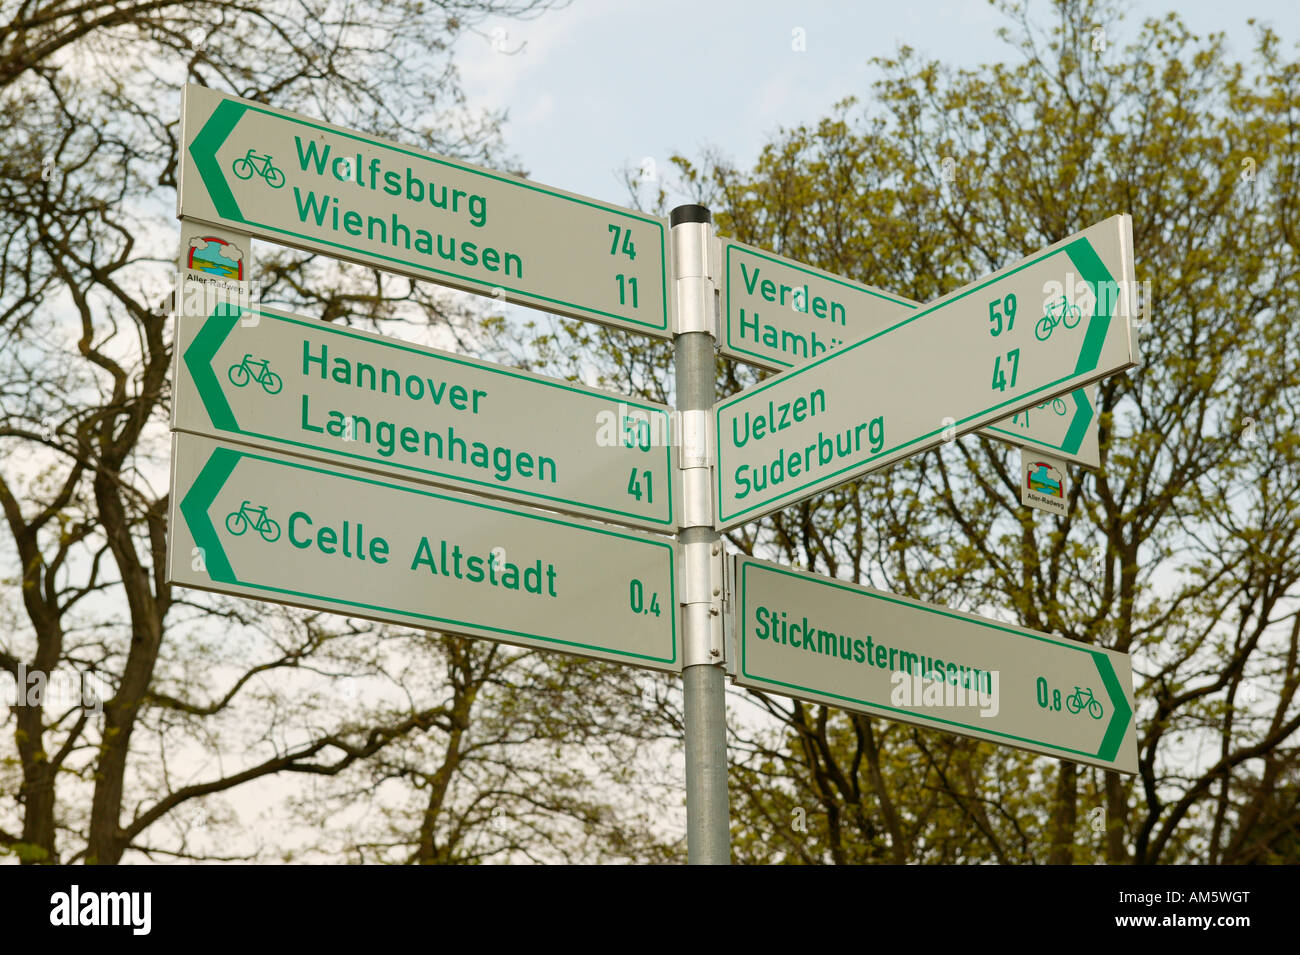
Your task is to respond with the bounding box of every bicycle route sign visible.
[1021,449,1070,516]
[172,304,675,531]
[719,238,1101,468]
[732,556,1137,773]
[713,215,1136,530]
[168,433,680,671]
[178,84,670,337]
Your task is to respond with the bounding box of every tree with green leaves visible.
[589,0,1298,864]
[0,0,683,866]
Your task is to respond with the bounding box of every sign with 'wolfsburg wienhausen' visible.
[168,434,680,671]
[732,557,1137,773]
[178,84,669,336]
[714,216,1135,530]
[719,238,1101,468]
[173,304,674,530]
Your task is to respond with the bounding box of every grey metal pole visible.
[670,204,730,864]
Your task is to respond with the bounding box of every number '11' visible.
[616,274,638,307]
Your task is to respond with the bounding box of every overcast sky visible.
[454,0,1299,210]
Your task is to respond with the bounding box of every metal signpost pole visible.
[670,205,729,864]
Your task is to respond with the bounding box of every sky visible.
[453,0,1300,211]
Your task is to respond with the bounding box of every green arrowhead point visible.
[1061,388,1095,455]
[183,305,243,432]
[179,445,241,584]
[1064,238,1117,376]
[1091,650,1133,764]
[189,98,248,221]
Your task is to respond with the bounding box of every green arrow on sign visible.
[182,305,243,432]
[1092,649,1134,764]
[1065,238,1117,375]
[188,98,247,223]
[1061,387,1095,454]
[177,442,240,584]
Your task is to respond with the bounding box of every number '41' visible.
[627,468,653,502]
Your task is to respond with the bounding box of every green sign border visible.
[735,558,1133,766]
[181,304,675,528]
[179,443,680,669]
[715,238,1115,526]
[187,94,670,334]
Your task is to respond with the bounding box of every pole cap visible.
[670,204,712,226]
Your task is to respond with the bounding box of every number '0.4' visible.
[628,578,661,616]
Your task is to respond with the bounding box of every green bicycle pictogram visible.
[1042,397,1068,416]
[1013,396,1068,428]
[1065,685,1104,720]
[231,148,286,188]
[1035,295,1083,341]
[227,354,283,394]
[225,502,281,542]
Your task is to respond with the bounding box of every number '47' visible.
[991,348,1020,391]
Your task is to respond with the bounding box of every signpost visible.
[714,215,1135,530]
[731,556,1138,773]
[168,433,680,671]
[173,303,675,530]
[179,85,670,337]
[719,238,1101,468]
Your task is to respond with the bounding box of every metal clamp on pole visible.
[670,203,730,865]
[677,406,720,662]
[680,538,725,665]
[678,408,714,532]
[671,212,720,338]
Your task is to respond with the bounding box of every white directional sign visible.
[720,238,1100,467]
[732,556,1137,773]
[178,85,669,337]
[714,216,1135,530]
[173,304,674,530]
[168,434,680,671]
